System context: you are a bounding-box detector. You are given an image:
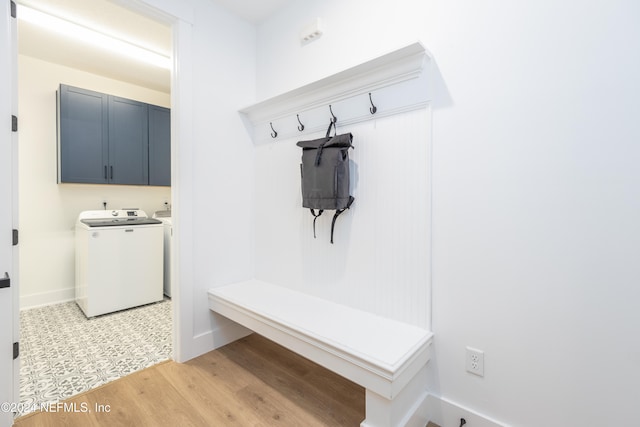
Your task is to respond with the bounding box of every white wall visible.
[187,0,256,341]
[427,1,640,426]
[256,0,640,426]
[18,54,171,309]
[255,0,426,101]
[255,108,431,328]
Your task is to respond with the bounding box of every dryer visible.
[75,209,163,317]
[153,210,172,297]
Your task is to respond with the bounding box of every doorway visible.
[15,0,175,416]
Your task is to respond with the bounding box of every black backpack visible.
[297,120,354,243]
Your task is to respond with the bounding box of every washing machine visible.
[153,210,172,297]
[75,209,164,317]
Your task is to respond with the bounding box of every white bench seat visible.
[208,279,434,427]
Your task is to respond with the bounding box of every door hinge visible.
[13,342,19,360]
[12,115,17,132]
[12,229,18,246]
[0,272,9,289]
[10,1,16,18]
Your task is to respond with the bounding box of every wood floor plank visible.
[159,351,266,424]
[13,333,372,427]
[167,335,363,426]
[119,364,212,427]
[219,335,365,425]
[65,373,148,427]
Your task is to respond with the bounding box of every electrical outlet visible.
[466,347,484,376]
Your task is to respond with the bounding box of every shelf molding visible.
[240,42,430,130]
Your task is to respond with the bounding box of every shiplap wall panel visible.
[254,108,431,329]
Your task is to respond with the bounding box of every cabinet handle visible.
[110,166,113,180]
[104,166,107,180]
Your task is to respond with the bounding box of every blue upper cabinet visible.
[108,96,149,185]
[57,84,170,186]
[148,105,171,186]
[58,85,109,184]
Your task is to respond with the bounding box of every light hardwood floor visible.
[14,333,438,427]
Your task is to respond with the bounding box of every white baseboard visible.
[175,319,251,363]
[426,394,507,427]
[20,287,75,310]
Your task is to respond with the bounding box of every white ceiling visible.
[16,0,290,93]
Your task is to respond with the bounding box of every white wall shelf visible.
[240,41,430,142]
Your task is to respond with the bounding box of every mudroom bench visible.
[208,279,434,427]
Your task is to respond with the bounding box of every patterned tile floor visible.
[18,299,172,417]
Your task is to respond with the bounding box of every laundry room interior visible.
[18,0,172,309]
[16,0,173,413]
[5,0,639,426]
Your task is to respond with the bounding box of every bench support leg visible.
[361,364,430,427]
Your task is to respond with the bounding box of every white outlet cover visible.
[466,347,485,377]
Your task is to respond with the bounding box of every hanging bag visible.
[297,120,354,243]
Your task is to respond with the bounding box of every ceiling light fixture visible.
[18,5,171,70]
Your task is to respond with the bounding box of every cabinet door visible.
[58,85,109,183]
[148,105,171,186]
[108,96,149,185]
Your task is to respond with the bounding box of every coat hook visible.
[369,93,377,114]
[329,105,337,123]
[270,122,278,138]
[297,114,305,132]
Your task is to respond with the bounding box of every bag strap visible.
[315,120,337,166]
[329,196,354,244]
[310,209,323,238]
[325,119,336,138]
[314,145,325,166]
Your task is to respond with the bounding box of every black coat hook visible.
[270,122,278,138]
[369,93,377,114]
[329,105,337,123]
[297,114,305,131]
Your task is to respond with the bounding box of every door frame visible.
[1,0,18,425]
